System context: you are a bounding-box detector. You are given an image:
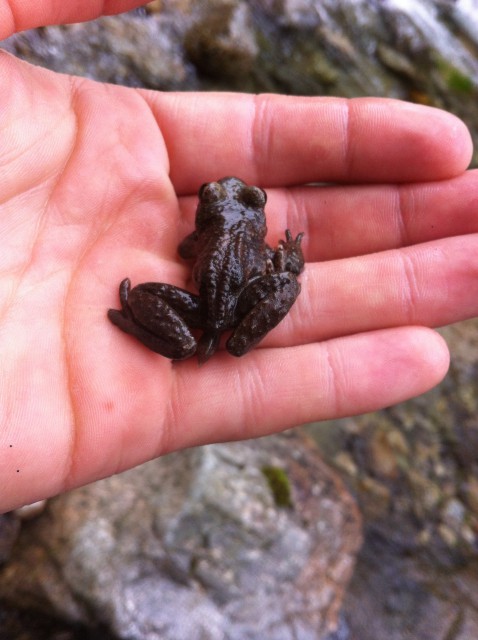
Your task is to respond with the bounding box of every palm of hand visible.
[1,58,181,501]
[1,46,476,512]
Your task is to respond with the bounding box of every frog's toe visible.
[197,331,220,365]
[107,307,128,327]
[108,306,197,360]
[226,333,253,357]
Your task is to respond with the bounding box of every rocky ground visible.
[1,434,361,640]
[309,320,478,639]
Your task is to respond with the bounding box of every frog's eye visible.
[198,182,225,203]
[240,186,267,208]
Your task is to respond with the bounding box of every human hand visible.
[1,2,477,513]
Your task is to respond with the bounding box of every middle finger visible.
[265,232,478,347]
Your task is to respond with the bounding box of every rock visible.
[342,528,478,640]
[333,451,358,477]
[407,470,441,518]
[184,1,258,82]
[15,500,48,520]
[463,475,478,517]
[1,13,197,90]
[273,0,323,29]
[0,514,20,565]
[438,524,458,548]
[308,319,478,637]
[359,477,391,519]
[0,433,362,640]
[441,498,466,533]
[368,426,409,479]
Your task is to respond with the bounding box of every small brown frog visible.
[108,177,304,363]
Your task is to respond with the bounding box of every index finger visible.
[0,0,145,39]
[148,93,472,194]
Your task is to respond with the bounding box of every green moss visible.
[437,58,474,94]
[261,465,293,508]
[447,68,474,94]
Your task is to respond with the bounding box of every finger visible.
[177,170,478,261]
[265,234,478,348]
[165,326,449,452]
[269,170,478,261]
[0,0,146,39]
[2,326,447,512]
[148,93,473,194]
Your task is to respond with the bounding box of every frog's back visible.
[195,220,265,330]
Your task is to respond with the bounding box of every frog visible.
[107,176,304,364]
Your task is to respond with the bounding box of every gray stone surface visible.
[0,433,361,640]
[311,319,478,639]
[0,514,20,565]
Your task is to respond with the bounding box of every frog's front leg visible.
[273,230,305,275]
[108,278,201,360]
[226,272,301,357]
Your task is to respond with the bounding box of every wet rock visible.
[184,1,258,83]
[438,523,458,548]
[0,433,361,640]
[0,601,116,640]
[441,498,466,534]
[308,319,478,637]
[368,426,409,479]
[343,528,478,640]
[1,13,197,90]
[359,477,391,520]
[316,321,478,566]
[463,476,478,517]
[0,514,20,565]
[407,470,441,518]
[333,451,358,478]
[267,0,323,29]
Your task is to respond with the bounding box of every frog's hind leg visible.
[196,331,221,365]
[107,278,136,326]
[108,279,200,360]
[226,273,301,357]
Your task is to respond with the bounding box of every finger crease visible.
[397,250,420,325]
[250,94,272,185]
[394,184,413,247]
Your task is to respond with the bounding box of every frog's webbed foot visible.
[274,230,305,275]
[226,272,301,357]
[108,279,200,360]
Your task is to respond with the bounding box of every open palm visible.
[1,3,478,513]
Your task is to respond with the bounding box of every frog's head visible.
[195,176,267,230]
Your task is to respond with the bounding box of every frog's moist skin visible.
[108,176,305,363]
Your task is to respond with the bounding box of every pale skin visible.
[1,1,478,514]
